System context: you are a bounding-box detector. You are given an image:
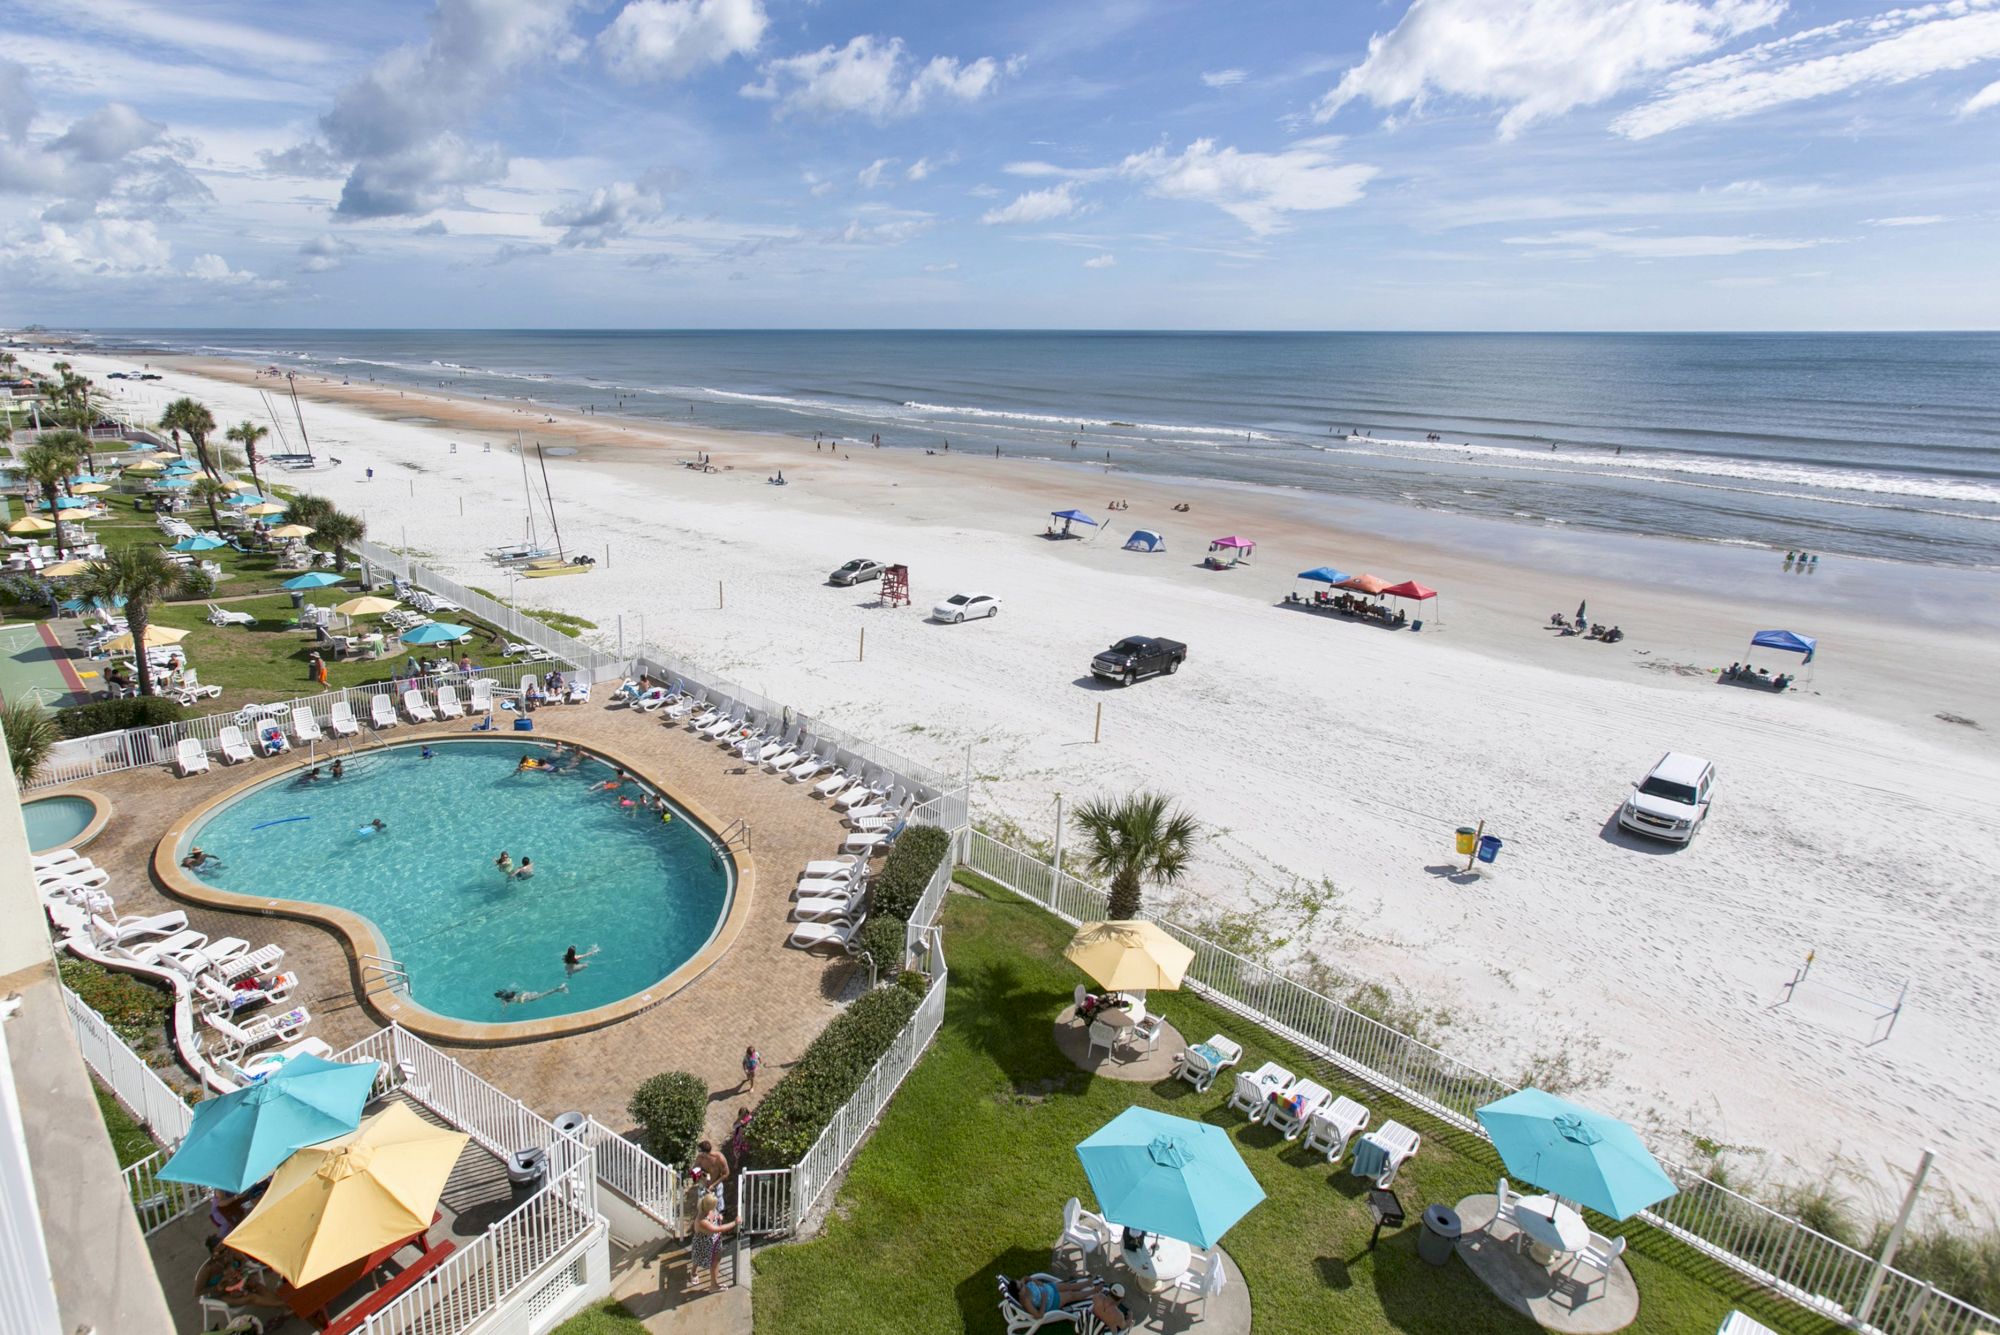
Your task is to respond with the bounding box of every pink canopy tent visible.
[1205,535,1256,569]
[1381,579,1440,628]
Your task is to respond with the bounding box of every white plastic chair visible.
[291,706,323,744]
[370,694,397,728]
[1086,1018,1127,1062]
[1172,1034,1241,1093]
[1167,1249,1225,1317]
[1266,1078,1330,1141]
[1052,1196,1111,1266]
[218,725,254,763]
[1494,1176,1526,1250]
[793,885,867,922]
[1567,1231,1625,1300]
[1353,1120,1422,1189]
[328,700,360,736]
[436,684,465,718]
[175,738,209,776]
[199,1295,265,1332]
[1225,1072,1270,1120]
[402,688,436,722]
[788,916,866,953]
[1303,1096,1370,1163]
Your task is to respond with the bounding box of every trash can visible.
[1455,827,1478,856]
[506,1146,548,1202]
[1419,1203,1461,1266]
[553,1111,588,1139]
[513,716,534,731]
[1476,835,1503,864]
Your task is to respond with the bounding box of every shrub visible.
[627,1071,709,1168]
[895,967,930,997]
[172,566,216,600]
[56,696,186,739]
[1,698,57,785]
[854,915,907,980]
[742,983,921,1168]
[869,825,950,923]
[58,955,173,1048]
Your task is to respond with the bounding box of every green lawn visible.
[549,1300,648,1334]
[91,1081,163,1169]
[751,878,1837,1335]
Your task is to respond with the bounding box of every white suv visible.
[1618,752,1715,844]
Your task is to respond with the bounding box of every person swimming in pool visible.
[298,767,322,785]
[331,758,345,779]
[514,857,535,879]
[516,754,546,773]
[420,745,435,760]
[590,769,629,793]
[357,818,386,836]
[564,945,600,973]
[495,851,514,878]
[180,847,220,870]
[494,983,568,1006]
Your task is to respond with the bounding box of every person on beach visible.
[741,1045,761,1091]
[564,945,599,973]
[494,983,567,1006]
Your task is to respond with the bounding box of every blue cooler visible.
[513,717,534,731]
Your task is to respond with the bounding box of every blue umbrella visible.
[155,476,194,489]
[1297,566,1351,584]
[163,461,198,474]
[283,571,347,590]
[174,535,227,552]
[69,473,106,485]
[1476,1088,1677,1220]
[1076,1107,1265,1248]
[226,492,270,506]
[401,621,472,645]
[156,1054,379,1193]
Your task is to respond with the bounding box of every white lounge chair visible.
[1266,1078,1331,1141]
[206,603,255,626]
[766,736,808,772]
[564,680,589,704]
[1352,1120,1421,1189]
[35,859,107,889]
[810,766,854,797]
[1304,1096,1371,1163]
[1171,1033,1243,1093]
[370,694,397,729]
[196,970,298,1016]
[218,725,255,763]
[41,878,112,914]
[664,690,704,720]
[789,916,865,952]
[90,911,189,947]
[793,885,868,921]
[202,1006,310,1059]
[686,701,724,730]
[120,929,210,967]
[31,849,87,872]
[402,689,436,722]
[169,679,222,706]
[209,944,285,986]
[702,708,745,740]
[228,1036,333,1085]
[837,778,891,811]
[632,686,669,712]
[255,722,289,756]
[799,854,862,879]
[291,706,323,744]
[467,679,494,712]
[327,700,360,736]
[843,823,903,854]
[1226,1071,1280,1121]
[436,684,465,718]
[795,864,865,899]
[160,937,251,980]
[175,738,210,776]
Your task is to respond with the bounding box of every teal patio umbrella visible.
[1475,1088,1677,1220]
[283,571,346,590]
[1076,1107,1264,1248]
[156,1054,380,1193]
[401,621,472,645]
[174,535,227,552]
[225,491,269,506]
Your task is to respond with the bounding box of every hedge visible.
[869,825,950,923]
[627,1071,708,1168]
[742,983,922,1168]
[854,915,906,980]
[58,955,173,1048]
[57,695,185,739]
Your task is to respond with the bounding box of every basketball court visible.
[0,622,93,709]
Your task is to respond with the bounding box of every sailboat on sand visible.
[519,443,594,578]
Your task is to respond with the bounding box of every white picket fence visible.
[960,829,2000,1335]
[61,984,194,1147]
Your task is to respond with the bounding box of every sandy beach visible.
[45,347,2000,1209]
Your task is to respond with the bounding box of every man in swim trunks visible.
[515,857,535,879]
[181,847,219,870]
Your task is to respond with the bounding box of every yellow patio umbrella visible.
[8,516,55,534]
[41,560,90,577]
[54,508,94,521]
[124,460,165,474]
[268,523,315,539]
[1065,920,1196,993]
[224,1103,469,1286]
[334,595,401,617]
[243,502,288,517]
[226,476,260,490]
[104,624,191,653]
[71,482,112,495]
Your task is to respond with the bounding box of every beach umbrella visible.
[1065,920,1195,993]
[124,460,165,474]
[173,535,228,552]
[8,516,55,534]
[157,1054,380,1194]
[54,508,94,522]
[156,476,194,489]
[1076,1107,1265,1249]
[41,560,90,578]
[226,491,269,506]
[68,473,106,485]
[104,625,191,653]
[226,477,260,490]
[223,1103,468,1286]
[243,502,288,517]
[1475,1088,1677,1221]
[268,523,315,539]
[283,572,347,590]
[335,596,401,617]
[401,621,472,646]
[71,482,111,495]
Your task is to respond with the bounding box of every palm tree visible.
[191,476,232,533]
[227,420,269,494]
[79,547,178,698]
[160,398,217,473]
[18,438,83,555]
[287,493,336,532]
[314,509,365,571]
[1,698,58,787]
[1072,791,1202,921]
[158,400,186,456]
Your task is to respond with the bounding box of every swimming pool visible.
[23,793,105,854]
[176,739,736,1027]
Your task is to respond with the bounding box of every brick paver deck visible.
[56,699,868,1145]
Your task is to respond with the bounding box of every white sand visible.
[44,349,2000,1207]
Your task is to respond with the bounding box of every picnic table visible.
[1120,1232,1192,1292]
[275,1211,441,1329]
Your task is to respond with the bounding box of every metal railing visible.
[121,1150,209,1237]
[61,984,195,1147]
[902,849,957,963]
[960,829,2000,1335]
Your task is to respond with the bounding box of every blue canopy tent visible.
[1750,630,1816,663]
[1289,566,1353,610]
[1049,509,1098,539]
[1124,529,1165,552]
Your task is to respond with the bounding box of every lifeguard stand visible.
[879,564,910,607]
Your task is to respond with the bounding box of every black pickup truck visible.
[1090,636,1188,685]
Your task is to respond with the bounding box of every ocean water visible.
[181,738,734,1024]
[84,329,2000,568]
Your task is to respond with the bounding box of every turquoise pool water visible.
[181,739,734,1024]
[23,795,96,853]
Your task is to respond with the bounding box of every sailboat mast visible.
[516,432,539,548]
[536,444,566,559]
[284,373,313,461]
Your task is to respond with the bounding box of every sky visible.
[0,0,1996,330]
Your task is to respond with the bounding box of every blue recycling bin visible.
[1476,835,1502,863]
[513,716,534,732]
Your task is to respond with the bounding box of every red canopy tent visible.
[1381,579,1439,628]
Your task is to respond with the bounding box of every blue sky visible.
[0,0,1996,329]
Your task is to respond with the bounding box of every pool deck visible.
[46,700,870,1146]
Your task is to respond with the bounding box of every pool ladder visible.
[360,953,410,995]
[719,818,751,851]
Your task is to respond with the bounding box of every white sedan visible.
[932,592,1001,623]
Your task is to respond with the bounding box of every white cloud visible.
[833,212,932,244]
[1002,159,1113,180]
[540,179,663,247]
[186,252,264,284]
[1506,227,1825,257]
[906,152,955,180]
[10,0,334,70]
[1316,0,1782,138]
[1119,136,1376,234]
[1614,4,2000,138]
[1,216,172,276]
[598,0,765,82]
[50,102,165,162]
[744,35,1015,120]
[1,61,38,143]
[299,233,356,271]
[922,260,957,271]
[1084,252,1115,267]
[981,181,1081,224]
[1201,68,1248,88]
[1868,214,1945,227]
[857,157,894,188]
[1966,77,2000,114]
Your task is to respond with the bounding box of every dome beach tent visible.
[1381,579,1440,629]
[1124,529,1166,552]
[1049,509,1098,538]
